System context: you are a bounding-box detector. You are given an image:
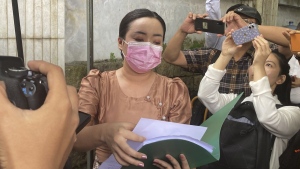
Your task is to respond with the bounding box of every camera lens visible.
[7,67,28,78]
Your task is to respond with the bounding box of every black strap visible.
[11,0,24,61]
[270,105,283,149]
[211,50,221,63]
[279,129,300,169]
[229,93,245,112]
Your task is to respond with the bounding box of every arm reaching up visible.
[163,12,205,68]
[222,11,289,47]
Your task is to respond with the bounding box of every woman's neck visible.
[118,65,155,83]
[116,65,157,98]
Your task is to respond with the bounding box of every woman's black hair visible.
[272,49,292,105]
[118,8,166,59]
[119,8,166,41]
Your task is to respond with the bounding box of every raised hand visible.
[180,12,208,34]
[252,35,271,65]
[222,11,248,36]
[221,30,242,57]
[282,30,300,56]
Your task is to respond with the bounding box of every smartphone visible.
[232,24,260,45]
[76,111,91,134]
[194,18,225,34]
[290,33,300,52]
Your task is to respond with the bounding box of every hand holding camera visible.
[0,57,48,110]
[0,60,79,169]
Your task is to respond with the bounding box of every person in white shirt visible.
[198,33,300,169]
[288,55,300,104]
[280,29,300,104]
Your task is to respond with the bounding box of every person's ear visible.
[118,37,123,50]
[276,74,286,85]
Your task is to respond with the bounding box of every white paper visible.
[99,118,208,169]
[141,135,213,153]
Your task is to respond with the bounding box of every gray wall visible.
[65,0,300,63]
[65,0,241,62]
[277,5,300,27]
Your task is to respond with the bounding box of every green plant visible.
[110,52,116,62]
[182,37,205,50]
[163,43,167,52]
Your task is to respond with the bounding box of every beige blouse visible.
[78,69,192,162]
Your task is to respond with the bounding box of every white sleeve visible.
[205,0,223,50]
[250,77,300,139]
[198,64,237,114]
[205,0,221,20]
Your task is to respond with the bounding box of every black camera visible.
[0,56,48,110]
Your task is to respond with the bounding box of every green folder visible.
[200,92,244,164]
[122,93,244,169]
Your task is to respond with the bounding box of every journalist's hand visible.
[180,12,208,34]
[0,60,79,169]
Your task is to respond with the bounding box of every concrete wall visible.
[279,0,300,7]
[65,0,300,63]
[277,4,300,27]
[0,0,65,71]
[2,0,299,65]
[65,0,242,62]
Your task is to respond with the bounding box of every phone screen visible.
[194,18,224,34]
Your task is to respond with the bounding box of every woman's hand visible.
[252,35,271,66]
[221,30,241,58]
[213,30,241,70]
[101,122,146,167]
[153,154,194,169]
[222,11,248,36]
[251,35,271,82]
[282,30,300,56]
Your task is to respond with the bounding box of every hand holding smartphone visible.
[232,24,260,45]
[194,18,225,34]
[290,33,300,52]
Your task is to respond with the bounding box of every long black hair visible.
[119,8,166,41]
[272,49,292,105]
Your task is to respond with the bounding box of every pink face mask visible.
[123,41,162,73]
